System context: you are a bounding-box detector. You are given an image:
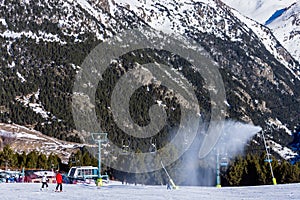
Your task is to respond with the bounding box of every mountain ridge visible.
[221,0,300,63]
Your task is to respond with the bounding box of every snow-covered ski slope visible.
[1,182,299,200]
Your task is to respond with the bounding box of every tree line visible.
[224,153,300,186]
[0,145,100,172]
[1,144,300,186]
[0,145,61,170]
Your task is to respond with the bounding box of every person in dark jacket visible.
[167,182,171,190]
[55,170,63,192]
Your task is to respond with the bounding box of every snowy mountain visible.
[268,2,300,63]
[0,0,300,163]
[221,0,300,62]
[221,0,297,24]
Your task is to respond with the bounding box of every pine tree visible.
[82,151,92,166]
[37,153,48,169]
[18,152,27,168]
[47,153,60,170]
[0,145,18,168]
[227,155,245,186]
[26,150,38,169]
[276,161,299,184]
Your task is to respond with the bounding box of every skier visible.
[6,174,9,183]
[40,172,49,191]
[55,170,63,192]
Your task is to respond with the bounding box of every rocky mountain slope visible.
[0,0,300,162]
[0,123,83,163]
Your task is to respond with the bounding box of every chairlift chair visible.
[183,132,188,145]
[102,141,109,157]
[121,139,131,155]
[149,138,157,154]
[220,157,229,167]
[70,154,77,164]
[264,158,273,163]
[264,154,273,163]
[265,150,272,163]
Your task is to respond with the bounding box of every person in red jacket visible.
[55,170,63,192]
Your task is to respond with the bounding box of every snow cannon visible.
[161,161,179,190]
[272,178,277,185]
[170,179,178,190]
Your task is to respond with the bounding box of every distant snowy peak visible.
[221,0,300,63]
[268,2,300,62]
[221,0,297,24]
[265,8,287,25]
[266,2,299,26]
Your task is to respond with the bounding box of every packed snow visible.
[268,118,292,136]
[269,140,298,160]
[16,72,26,83]
[0,30,66,45]
[0,130,44,141]
[0,182,299,200]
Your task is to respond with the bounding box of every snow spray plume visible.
[172,120,261,186]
